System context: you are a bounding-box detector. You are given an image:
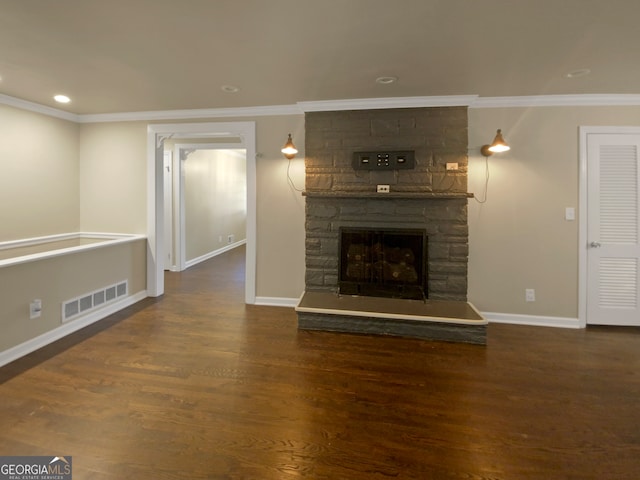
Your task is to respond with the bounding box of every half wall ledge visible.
[295,291,487,345]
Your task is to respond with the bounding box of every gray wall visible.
[468,105,640,320]
[184,149,247,261]
[0,104,80,240]
[4,101,640,322]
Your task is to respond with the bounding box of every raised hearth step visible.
[295,291,487,345]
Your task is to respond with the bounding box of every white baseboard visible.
[254,296,299,308]
[185,239,246,269]
[0,290,148,368]
[484,312,580,329]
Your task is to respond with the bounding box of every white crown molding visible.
[0,93,79,122]
[298,95,479,112]
[77,104,302,123]
[471,94,640,108]
[4,92,640,123]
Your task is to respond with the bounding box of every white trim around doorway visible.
[578,126,640,328]
[147,122,257,303]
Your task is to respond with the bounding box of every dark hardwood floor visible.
[1,246,639,479]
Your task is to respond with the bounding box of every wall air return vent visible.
[93,290,105,307]
[62,280,128,323]
[106,286,117,302]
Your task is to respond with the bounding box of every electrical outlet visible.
[377,185,390,193]
[446,162,459,171]
[525,289,536,302]
[30,299,42,319]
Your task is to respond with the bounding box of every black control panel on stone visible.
[352,150,415,170]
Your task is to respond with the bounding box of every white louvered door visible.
[587,134,640,325]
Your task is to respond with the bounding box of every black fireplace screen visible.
[339,227,427,300]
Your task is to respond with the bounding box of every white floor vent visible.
[62,280,128,323]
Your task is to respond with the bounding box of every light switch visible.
[565,207,575,221]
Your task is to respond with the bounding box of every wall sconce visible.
[481,129,510,157]
[281,133,298,160]
[475,129,510,204]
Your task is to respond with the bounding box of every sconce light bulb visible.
[488,144,510,153]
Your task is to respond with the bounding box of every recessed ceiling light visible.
[375,76,398,85]
[565,68,591,79]
[54,94,71,104]
[221,85,240,93]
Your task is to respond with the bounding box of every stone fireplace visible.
[295,106,486,344]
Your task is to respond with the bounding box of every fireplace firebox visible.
[339,227,427,301]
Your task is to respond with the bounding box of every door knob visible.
[590,241,602,248]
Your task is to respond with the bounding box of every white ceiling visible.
[1,0,639,115]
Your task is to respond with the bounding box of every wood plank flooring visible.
[1,246,639,479]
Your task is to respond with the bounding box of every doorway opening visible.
[579,126,640,327]
[147,122,256,303]
[163,143,247,272]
